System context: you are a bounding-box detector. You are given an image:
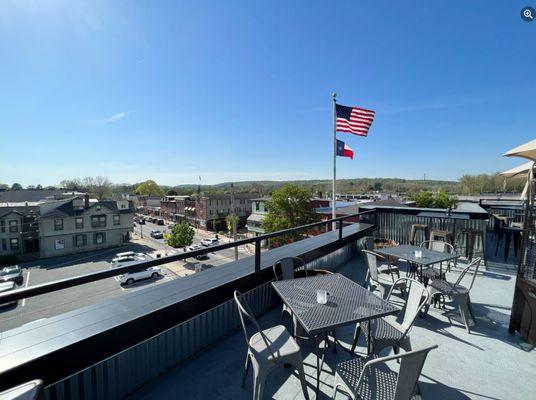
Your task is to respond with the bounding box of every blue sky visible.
[0,1,534,186]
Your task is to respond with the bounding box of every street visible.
[0,220,250,332]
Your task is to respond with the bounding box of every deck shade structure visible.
[500,161,533,199]
[504,139,536,345]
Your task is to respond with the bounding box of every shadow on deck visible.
[127,255,535,400]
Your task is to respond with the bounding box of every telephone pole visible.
[230,183,238,261]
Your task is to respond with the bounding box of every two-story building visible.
[0,202,40,259]
[194,193,256,231]
[38,196,134,258]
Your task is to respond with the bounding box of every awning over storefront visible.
[247,213,265,223]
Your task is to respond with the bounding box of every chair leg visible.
[253,369,268,400]
[241,354,250,388]
[455,295,472,333]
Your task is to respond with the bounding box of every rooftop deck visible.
[127,256,536,400]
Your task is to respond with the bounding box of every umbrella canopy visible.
[500,161,534,178]
[504,139,536,161]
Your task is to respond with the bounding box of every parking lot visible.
[0,219,251,332]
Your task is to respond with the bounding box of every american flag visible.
[336,104,375,136]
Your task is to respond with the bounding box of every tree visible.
[11,183,23,190]
[225,214,239,234]
[135,180,165,197]
[164,221,195,249]
[410,190,457,209]
[262,184,319,244]
[166,189,178,196]
[91,176,113,200]
[0,183,9,190]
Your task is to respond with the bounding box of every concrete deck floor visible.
[127,256,536,400]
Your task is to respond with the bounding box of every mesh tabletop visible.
[271,273,399,335]
[375,244,458,266]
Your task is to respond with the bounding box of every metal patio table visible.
[271,273,399,396]
[375,244,459,280]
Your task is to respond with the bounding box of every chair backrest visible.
[420,240,453,254]
[454,257,481,291]
[387,278,429,334]
[362,250,381,282]
[394,345,438,400]
[357,345,438,400]
[363,236,375,251]
[233,290,276,358]
[273,257,306,281]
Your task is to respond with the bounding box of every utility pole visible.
[230,183,238,261]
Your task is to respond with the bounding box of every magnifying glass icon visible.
[524,9,534,19]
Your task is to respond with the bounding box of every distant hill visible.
[170,178,459,196]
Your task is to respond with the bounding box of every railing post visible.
[255,239,261,273]
[338,220,343,241]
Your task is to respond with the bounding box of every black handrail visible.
[0,210,376,304]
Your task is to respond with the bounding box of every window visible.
[255,202,260,211]
[54,219,63,231]
[0,220,4,233]
[10,238,19,251]
[75,217,84,229]
[73,234,87,247]
[94,232,106,245]
[209,210,213,215]
[91,215,107,228]
[1,239,6,251]
[8,220,18,233]
[113,214,120,226]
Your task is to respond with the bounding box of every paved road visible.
[0,221,250,332]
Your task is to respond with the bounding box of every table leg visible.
[504,230,512,262]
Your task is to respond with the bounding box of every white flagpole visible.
[332,92,337,230]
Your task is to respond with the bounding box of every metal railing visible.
[0,210,376,305]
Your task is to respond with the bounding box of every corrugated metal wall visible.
[375,211,488,259]
[45,241,358,400]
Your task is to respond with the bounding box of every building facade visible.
[194,193,256,231]
[0,202,40,259]
[38,197,134,258]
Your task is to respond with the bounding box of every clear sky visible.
[0,1,534,186]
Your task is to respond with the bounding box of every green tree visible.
[225,214,239,234]
[166,189,178,196]
[0,183,9,190]
[135,180,165,196]
[410,190,457,209]
[164,221,195,249]
[11,183,23,190]
[262,184,319,244]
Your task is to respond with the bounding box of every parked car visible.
[168,223,177,229]
[115,251,145,259]
[185,244,209,260]
[138,218,145,225]
[0,266,23,285]
[0,281,17,308]
[110,254,144,267]
[118,266,161,285]
[150,230,164,239]
[157,219,165,225]
[201,238,219,247]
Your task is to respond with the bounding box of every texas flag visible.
[336,139,354,160]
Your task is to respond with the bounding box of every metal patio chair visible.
[234,291,310,400]
[352,277,429,356]
[363,250,406,300]
[0,380,43,400]
[419,240,455,281]
[424,258,482,333]
[332,345,438,400]
[273,257,307,336]
[363,237,400,282]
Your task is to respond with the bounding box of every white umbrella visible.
[500,161,533,178]
[503,139,536,161]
